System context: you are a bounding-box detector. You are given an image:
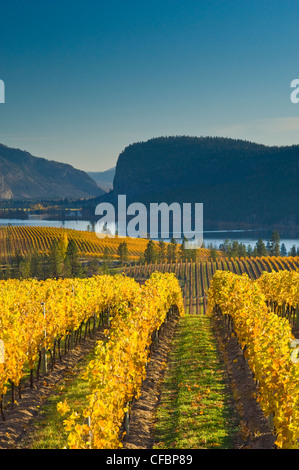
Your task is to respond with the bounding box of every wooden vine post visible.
[0,340,4,365]
[40,302,47,376]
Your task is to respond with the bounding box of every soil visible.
[123,313,180,449]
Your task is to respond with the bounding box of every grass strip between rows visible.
[153,315,239,449]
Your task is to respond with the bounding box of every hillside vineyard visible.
[0,225,152,260]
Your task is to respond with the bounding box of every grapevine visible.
[208,270,299,449]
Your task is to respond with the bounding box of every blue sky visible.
[0,0,298,171]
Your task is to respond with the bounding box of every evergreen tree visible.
[209,247,218,261]
[103,245,111,260]
[270,231,280,256]
[166,244,174,262]
[49,239,64,278]
[144,240,157,264]
[4,262,12,280]
[30,251,42,278]
[158,240,167,263]
[167,238,177,262]
[19,257,31,279]
[255,238,268,257]
[280,243,287,257]
[65,239,80,277]
[117,241,129,264]
[222,239,232,256]
[37,253,49,281]
[231,240,240,257]
[247,245,253,257]
[14,249,23,273]
[0,261,5,279]
[289,245,297,257]
[266,241,272,255]
[178,237,187,262]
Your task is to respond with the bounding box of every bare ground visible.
[123,313,181,449]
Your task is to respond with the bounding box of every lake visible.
[203,229,299,253]
[0,218,298,253]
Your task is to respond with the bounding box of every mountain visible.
[94,136,299,231]
[0,143,104,200]
[87,167,115,192]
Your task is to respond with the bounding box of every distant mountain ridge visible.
[96,136,299,231]
[0,143,104,200]
[88,167,115,192]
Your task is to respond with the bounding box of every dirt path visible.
[123,312,180,449]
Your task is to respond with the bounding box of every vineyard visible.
[123,256,299,315]
[208,270,299,448]
[0,250,299,449]
[123,256,299,448]
[0,272,184,448]
[0,225,215,263]
[0,225,151,260]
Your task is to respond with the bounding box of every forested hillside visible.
[94,136,299,231]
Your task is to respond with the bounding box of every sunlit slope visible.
[0,225,150,259]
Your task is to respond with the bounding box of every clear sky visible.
[0,0,298,172]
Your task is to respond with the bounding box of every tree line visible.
[219,231,298,258]
[139,238,198,264]
[0,237,133,280]
[139,231,299,265]
[0,236,83,280]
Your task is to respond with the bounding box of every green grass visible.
[20,348,95,449]
[153,315,239,449]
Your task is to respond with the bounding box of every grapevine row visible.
[57,272,184,449]
[0,274,143,413]
[124,256,299,314]
[0,225,152,260]
[257,271,299,327]
[208,270,299,449]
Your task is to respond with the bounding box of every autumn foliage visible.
[57,272,184,448]
[0,271,184,448]
[208,270,299,449]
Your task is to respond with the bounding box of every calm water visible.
[0,218,298,253]
[203,230,299,253]
[0,217,93,231]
